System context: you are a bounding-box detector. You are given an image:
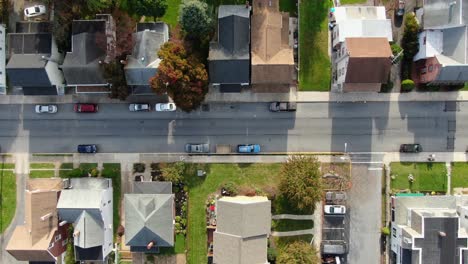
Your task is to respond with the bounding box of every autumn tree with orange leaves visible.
[150,41,208,112]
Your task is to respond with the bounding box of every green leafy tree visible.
[401,13,420,79]
[149,42,208,112]
[277,241,320,264]
[179,0,212,37]
[102,61,130,100]
[134,0,168,20]
[81,0,112,13]
[161,162,185,183]
[278,155,322,211]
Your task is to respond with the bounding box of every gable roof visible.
[6,178,63,262]
[336,19,393,42]
[133,181,172,194]
[74,211,104,248]
[345,37,392,83]
[423,0,468,29]
[125,194,174,247]
[125,22,169,87]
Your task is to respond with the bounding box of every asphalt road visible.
[0,101,463,153]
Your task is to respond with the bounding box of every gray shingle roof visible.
[74,211,104,248]
[208,5,250,85]
[133,181,172,194]
[124,194,174,248]
[423,0,467,28]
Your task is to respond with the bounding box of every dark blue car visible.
[77,144,97,153]
[237,144,261,153]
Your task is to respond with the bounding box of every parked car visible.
[396,0,405,16]
[74,103,98,113]
[185,143,210,153]
[269,102,297,112]
[35,104,57,114]
[155,103,176,112]
[324,205,346,215]
[129,103,151,112]
[237,144,261,153]
[77,144,97,153]
[400,143,422,153]
[325,191,347,203]
[24,5,46,17]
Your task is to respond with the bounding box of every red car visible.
[74,103,98,113]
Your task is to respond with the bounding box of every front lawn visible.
[30,163,55,169]
[299,0,331,91]
[185,163,281,264]
[272,219,313,232]
[159,234,186,254]
[0,163,14,170]
[390,162,447,192]
[340,0,368,4]
[280,0,297,16]
[102,163,121,238]
[30,170,55,178]
[161,0,182,27]
[274,234,313,249]
[0,170,16,233]
[450,162,468,190]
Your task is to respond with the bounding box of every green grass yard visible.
[0,163,14,170]
[60,163,74,170]
[0,170,16,233]
[30,163,55,169]
[185,163,281,264]
[102,163,121,238]
[390,162,447,192]
[274,234,313,249]
[299,0,331,91]
[159,234,186,254]
[79,163,98,172]
[29,170,55,178]
[272,219,313,232]
[280,0,297,16]
[161,0,182,27]
[450,162,468,190]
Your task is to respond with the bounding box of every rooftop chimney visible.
[59,220,67,227]
[40,213,53,221]
[73,230,80,237]
[147,241,155,250]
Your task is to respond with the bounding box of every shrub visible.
[401,79,415,92]
[67,168,85,178]
[381,80,394,93]
[390,43,403,64]
[90,168,99,177]
[267,247,278,262]
[133,163,146,173]
[381,226,390,236]
[221,182,238,196]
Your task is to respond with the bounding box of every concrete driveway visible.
[346,164,382,264]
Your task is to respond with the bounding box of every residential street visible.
[0,101,464,153]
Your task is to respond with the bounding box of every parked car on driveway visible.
[35,104,57,114]
[24,5,46,17]
[155,103,176,112]
[129,103,151,112]
[400,143,422,153]
[185,143,210,153]
[325,191,347,203]
[324,205,346,215]
[77,144,97,153]
[269,102,297,112]
[237,144,261,153]
[74,103,98,113]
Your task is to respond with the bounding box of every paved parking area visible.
[322,215,346,241]
[346,164,382,264]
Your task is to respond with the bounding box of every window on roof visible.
[55,234,61,241]
[428,65,433,72]
[49,242,54,249]
[421,67,427,74]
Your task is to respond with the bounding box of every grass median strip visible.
[30,170,55,178]
[30,163,55,169]
[0,170,16,234]
[0,163,14,170]
[272,219,314,232]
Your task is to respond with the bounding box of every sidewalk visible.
[1,91,468,104]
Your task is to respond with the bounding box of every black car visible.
[400,144,422,153]
[77,144,97,153]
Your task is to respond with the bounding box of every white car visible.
[35,104,57,114]
[24,5,46,18]
[324,205,346,215]
[155,103,176,112]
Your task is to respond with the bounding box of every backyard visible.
[299,0,331,91]
[0,164,15,234]
[184,163,281,264]
[390,162,447,193]
[450,162,468,191]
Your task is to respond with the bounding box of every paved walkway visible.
[271,229,314,237]
[272,214,314,220]
[1,91,468,104]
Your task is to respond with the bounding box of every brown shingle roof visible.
[6,178,63,262]
[345,37,392,84]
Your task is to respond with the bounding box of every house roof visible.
[208,5,250,85]
[6,178,63,262]
[8,33,51,55]
[125,23,169,87]
[423,0,467,28]
[15,21,51,33]
[133,181,172,194]
[336,19,393,42]
[0,25,5,93]
[334,6,386,22]
[74,211,104,248]
[214,196,271,264]
[125,194,174,247]
[62,19,108,85]
[137,22,168,33]
[344,38,392,84]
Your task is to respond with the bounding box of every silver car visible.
[129,103,151,112]
[35,104,57,114]
[185,143,210,153]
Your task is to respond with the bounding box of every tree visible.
[149,42,208,112]
[161,162,185,183]
[134,0,168,20]
[277,241,320,264]
[278,155,322,211]
[112,9,136,58]
[401,79,415,92]
[81,0,112,13]
[102,61,130,100]
[64,226,75,264]
[401,13,419,79]
[179,0,212,38]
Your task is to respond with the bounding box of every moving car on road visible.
[185,143,210,153]
[269,101,297,112]
[129,103,151,112]
[324,205,346,215]
[237,144,261,153]
[24,5,46,17]
[77,144,97,153]
[155,103,176,112]
[74,103,98,113]
[35,104,57,114]
[400,143,422,153]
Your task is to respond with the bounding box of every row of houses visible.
[5,178,175,263]
[4,15,169,95]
